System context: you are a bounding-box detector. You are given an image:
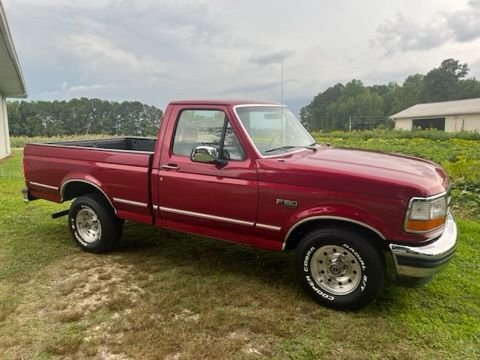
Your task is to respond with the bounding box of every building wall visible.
[395,114,480,132]
[0,93,10,159]
[444,114,480,132]
[394,118,412,130]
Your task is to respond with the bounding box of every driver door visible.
[155,105,258,242]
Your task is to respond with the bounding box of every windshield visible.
[235,106,315,155]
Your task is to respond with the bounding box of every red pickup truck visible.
[22,100,457,309]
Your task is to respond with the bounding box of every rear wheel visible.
[296,227,384,310]
[68,193,123,253]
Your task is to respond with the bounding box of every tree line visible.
[8,98,163,137]
[300,58,480,131]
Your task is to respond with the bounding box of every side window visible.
[224,122,246,161]
[173,109,246,161]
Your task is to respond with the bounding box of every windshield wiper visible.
[265,144,318,154]
[265,145,296,153]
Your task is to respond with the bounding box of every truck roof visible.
[169,99,281,107]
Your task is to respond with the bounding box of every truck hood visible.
[261,147,448,197]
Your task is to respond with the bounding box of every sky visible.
[3,0,480,114]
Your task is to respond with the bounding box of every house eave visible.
[0,1,27,98]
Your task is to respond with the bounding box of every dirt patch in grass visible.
[0,252,152,359]
[52,258,146,315]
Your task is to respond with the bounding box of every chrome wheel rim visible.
[310,245,362,295]
[76,208,101,243]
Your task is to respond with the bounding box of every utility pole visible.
[349,115,352,132]
[280,58,284,142]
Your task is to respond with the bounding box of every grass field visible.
[1,134,479,359]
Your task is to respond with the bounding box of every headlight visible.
[405,194,448,233]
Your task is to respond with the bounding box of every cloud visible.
[373,1,480,55]
[219,81,280,95]
[372,14,448,55]
[469,0,480,8]
[250,50,295,66]
[12,0,116,9]
[67,34,162,73]
[40,82,116,97]
[67,83,116,92]
[447,3,480,42]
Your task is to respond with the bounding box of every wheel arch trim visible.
[283,216,386,250]
[60,179,116,214]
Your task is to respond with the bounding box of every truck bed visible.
[24,137,156,225]
[46,137,156,153]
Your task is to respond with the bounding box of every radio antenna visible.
[280,58,284,143]
[280,58,284,106]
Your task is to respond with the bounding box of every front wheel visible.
[296,228,384,310]
[68,193,123,253]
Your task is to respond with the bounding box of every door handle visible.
[161,163,180,171]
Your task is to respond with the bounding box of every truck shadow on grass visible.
[112,221,402,312]
[117,221,295,287]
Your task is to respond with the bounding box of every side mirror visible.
[191,145,227,165]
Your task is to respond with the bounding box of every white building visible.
[0,1,27,159]
[390,98,480,132]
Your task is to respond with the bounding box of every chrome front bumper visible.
[389,211,457,287]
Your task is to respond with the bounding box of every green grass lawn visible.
[1,138,479,359]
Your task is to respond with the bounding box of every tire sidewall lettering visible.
[303,245,335,301]
[303,246,315,272]
[342,243,368,292]
[342,243,367,271]
[306,275,335,301]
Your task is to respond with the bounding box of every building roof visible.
[0,1,26,98]
[390,97,480,120]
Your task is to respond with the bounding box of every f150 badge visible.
[276,198,298,208]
